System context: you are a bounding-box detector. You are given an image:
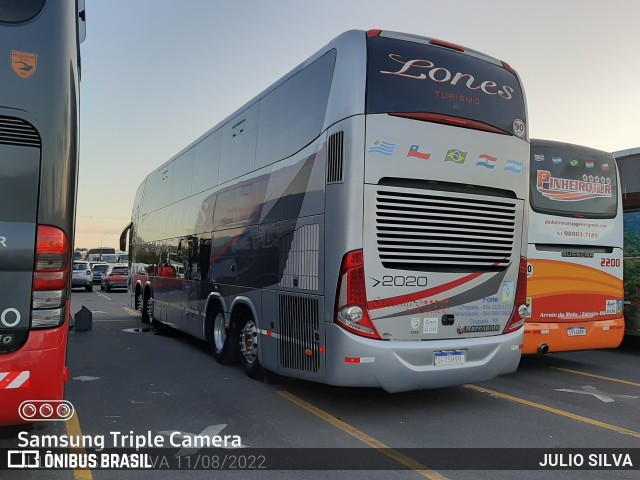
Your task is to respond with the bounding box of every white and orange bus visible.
[524,139,624,354]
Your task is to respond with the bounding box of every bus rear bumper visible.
[0,327,67,426]
[324,323,523,393]
[523,317,625,354]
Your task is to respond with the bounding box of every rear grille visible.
[0,116,41,147]
[326,131,344,183]
[376,188,517,271]
[279,294,320,372]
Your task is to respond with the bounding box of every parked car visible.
[90,262,109,284]
[101,264,128,292]
[72,261,93,291]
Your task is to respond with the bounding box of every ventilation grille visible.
[327,131,344,183]
[279,224,320,291]
[376,188,517,271]
[0,116,41,148]
[279,295,320,372]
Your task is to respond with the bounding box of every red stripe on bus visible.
[0,372,21,389]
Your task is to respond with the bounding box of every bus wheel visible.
[239,317,262,379]
[135,289,143,313]
[141,291,152,324]
[211,310,239,365]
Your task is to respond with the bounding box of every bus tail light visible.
[502,61,517,75]
[334,250,381,340]
[429,39,464,52]
[389,112,509,136]
[32,226,69,328]
[504,257,528,334]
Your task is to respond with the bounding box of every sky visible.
[75,0,640,249]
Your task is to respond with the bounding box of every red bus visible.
[0,0,85,425]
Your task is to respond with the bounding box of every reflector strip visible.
[0,371,30,389]
[345,357,375,364]
[259,329,279,339]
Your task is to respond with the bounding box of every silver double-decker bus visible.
[122,30,529,392]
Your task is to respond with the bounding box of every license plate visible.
[567,327,587,337]
[434,351,465,366]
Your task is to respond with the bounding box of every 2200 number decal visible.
[600,258,621,268]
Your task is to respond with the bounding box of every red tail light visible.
[504,257,527,334]
[33,226,70,291]
[334,250,381,340]
[502,61,517,75]
[389,112,509,135]
[429,39,464,52]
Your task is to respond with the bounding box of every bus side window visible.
[199,237,212,282]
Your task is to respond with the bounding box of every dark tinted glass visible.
[256,49,336,168]
[0,0,46,23]
[366,36,526,135]
[617,156,640,207]
[530,143,618,218]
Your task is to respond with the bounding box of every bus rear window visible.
[0,0,46,23]
[366,35,526,137]
[530,143,618,218]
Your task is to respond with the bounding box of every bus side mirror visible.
[78,0,86,43]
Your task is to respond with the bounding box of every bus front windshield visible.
[530,144,618,219]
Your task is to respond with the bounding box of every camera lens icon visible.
[20,403,37,419]
[19,400,75,422]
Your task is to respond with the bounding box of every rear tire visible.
[106,285,111,292]
[135,289,143,313]
[211,309,239,364]
[240,317,263,379]
[141,290,152,324]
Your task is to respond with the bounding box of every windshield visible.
[0,0,46,23]
[366,35,526,136]
[530,141,618,218]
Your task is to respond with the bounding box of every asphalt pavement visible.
[1,289,640,479]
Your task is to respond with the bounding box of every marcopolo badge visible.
[11,51,37,79]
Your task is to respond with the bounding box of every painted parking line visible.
[66,410,93,480]
[94,290,111,301]
[277,390,447,480]
[552,367,640,388]
[465,384,640,439]
[122,307,140,318]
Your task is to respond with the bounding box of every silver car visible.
[72,261,93,291]
[90,262,109,284]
